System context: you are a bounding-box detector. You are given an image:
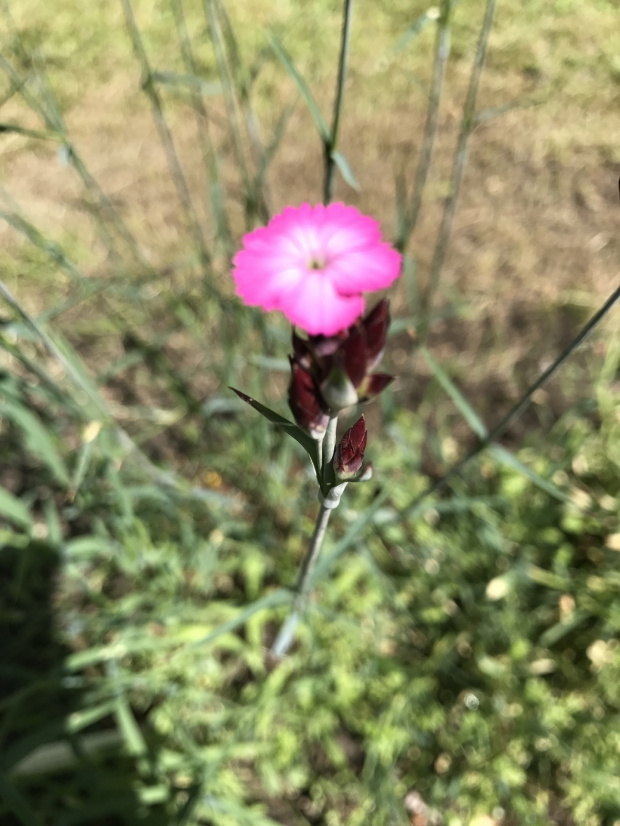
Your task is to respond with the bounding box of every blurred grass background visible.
[0,0,619,824]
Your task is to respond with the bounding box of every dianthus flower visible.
[232,203,401,336]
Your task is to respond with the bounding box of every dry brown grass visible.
[1,0,619,431]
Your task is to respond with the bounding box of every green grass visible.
[1,0,620,824]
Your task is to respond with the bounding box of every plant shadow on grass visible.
[0,539,168,826]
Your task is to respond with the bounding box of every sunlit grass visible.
[1,0,620,823]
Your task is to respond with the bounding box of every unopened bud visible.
[357,372,394,402]
[320,366,358,411]
[333,416,367,480]
[362,299,390,370]
[288,361,329,437]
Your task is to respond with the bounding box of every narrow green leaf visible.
[0,397,69,487]
[113,694,147,758]
[66,701,119,734]
[43,497,62,544]
[0,121,60,142]
[401,253,420,320]
[490,444,572,503]
[538,609,590,647]
[420,346,486,438]
[420,350,572,502]
[266,32,330,142]
[230,388,320,473]
[0,488,32,530]
[190,588,291,648]
[331,150,360,191]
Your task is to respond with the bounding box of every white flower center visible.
[307,255,326,271]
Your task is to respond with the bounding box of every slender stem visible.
[203,0,253,226]
[420,0,497,337]
[121,0,212,266]
[296,505,333,599]
[216,0,272,221]
[398,0,451,250]
[402,280,620,518]
[171,0,233,250]
[271,414,342,658]
[323,0,354,205]
[270,503,333,658]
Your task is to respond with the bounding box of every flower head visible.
[232,203,401,336]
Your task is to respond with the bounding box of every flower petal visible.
[278,271,365,336]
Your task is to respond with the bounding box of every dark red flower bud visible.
[357,372,394,402]
[333,415,367,479]
[338,325,368,388]
[361,298,390,370]
[290,300,394,413]
[288,360,329,437]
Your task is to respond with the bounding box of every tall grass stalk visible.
[203,0,255,227]
[171,0,233,253]
[0,51,145,266]
[397,0,452,250]
[217,0,272,221]
[120,0,212,266]
[421,0,497,335]
[401,279,620,518]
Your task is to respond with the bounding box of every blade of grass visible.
[112,693,148,759]
[401,280,620,518]
[171,0,233,252]
[0,277,222,502]
[421,345,485,437]
[389,0,464,60]
[151,70,221,96]
[120,0,212,266]
[216,0,272,219]
[421,0,498,335]
[267,32,330,143]
[0,395,69,487]
[190,588,291,648]
[0,488,32,530]
[421,346,574,503]
[396,0,452,251]
[203,0,254,226]
[0,51,146,266]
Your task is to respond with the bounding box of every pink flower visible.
[232,203,401,336]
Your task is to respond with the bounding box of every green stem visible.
[403,279,620,518]
[323,0,354,205]
[270,502,333,659]
[271,414,344,657]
